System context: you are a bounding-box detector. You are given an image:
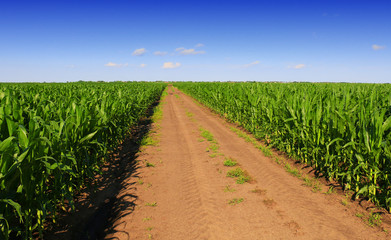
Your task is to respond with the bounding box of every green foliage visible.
[223,157,237,166]
[206,143,219,153]
[143,217,152,221]
[355,212,364,218]
[145,161,155,167]
[368,212,382,227]
[228,198,244,205]
[200,128,215,142]
[224,185,236,192]
[284,163,301,178]
[0,82,166,239]
[226,168,245,178]
[186,111,194,118]
[141,134,159,146]
[236,175,251,184]
[174,81,391,211]
[145,202,157,207]
[226,167,251,184]
[325,186,335,195]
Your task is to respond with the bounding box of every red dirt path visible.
[105,86,389,240]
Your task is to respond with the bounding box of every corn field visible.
[174,82,391,211]
[0,82,166,239]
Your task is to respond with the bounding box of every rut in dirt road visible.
[105,86,388,240]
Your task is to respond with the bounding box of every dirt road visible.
[105,86,388,240]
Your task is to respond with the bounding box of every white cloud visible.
[372,44,386,50]
[162,62,181,69]
[132,48,146,56]
[154,51,168,56]
[105,62,117,67]
[243,61,260,68]
[105,62,128,67]
[176,47,205,55]
[294,64,306,69]
[195,43,204,47]
[288,64,306,69]
[139,63,146,68]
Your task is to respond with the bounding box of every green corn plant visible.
[0,82,166,239]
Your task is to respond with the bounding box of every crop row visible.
[0,82,166,239]
[174,82,391,211]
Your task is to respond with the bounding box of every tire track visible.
[170,93,236,240]
[159,94,212,239]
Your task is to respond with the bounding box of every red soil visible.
[104,86,390,240]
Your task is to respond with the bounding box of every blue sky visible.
[0,0,390,82]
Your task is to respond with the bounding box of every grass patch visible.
[151,107,163,123]
[174,94,180,98]
[206,143,219,153]
[146,161,155,167]
[145,202,157,207]
[227,167,252,184]
[284,163,302,178]
[146,227,153,231]
[190,97,202,106]
[141,134,159,146]
[299,174,323,193]
[311,181,322,192]
[186,111,194,117]
[325,186,335,195]
[256,144,273,157]
[137,179,144,185]
[200,126,221,156]
[355,212,364,219]
[237,175,251,184]
[228,198,244,205]
[143,217,152,222]
[227,168,245,178]
[162,89,169,97]
[151,89,168,123]
[303,176,312,187]
[368,212,382,227]
[223,157,237,166]
[224,185,236,192]
[200,128,215,142]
